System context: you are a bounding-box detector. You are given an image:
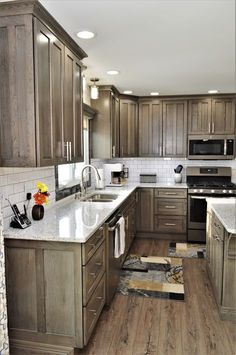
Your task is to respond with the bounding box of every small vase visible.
[174,173,182,183]
[32,205,44,220]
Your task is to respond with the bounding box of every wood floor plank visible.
[77,238,236,355]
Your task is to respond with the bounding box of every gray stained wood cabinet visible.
[206,210,236,321]
[91,88,120,159]
[188,97,235,135]
[5,227,106,351]
[120,99,138,157]
[136,188,154,232]
[0,1,85,167]
[162,100,188,157]
[139,100,162,157]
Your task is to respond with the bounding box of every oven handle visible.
[189,196,207,199]
[224,139,227,155]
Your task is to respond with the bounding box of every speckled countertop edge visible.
[207,198,236,234]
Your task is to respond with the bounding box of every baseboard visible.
[10,339,74,355]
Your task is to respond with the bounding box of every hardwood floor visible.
[77,238,236,355]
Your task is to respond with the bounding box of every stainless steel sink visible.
[82,193,118,202]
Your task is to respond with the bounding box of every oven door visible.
[188,195,207,230]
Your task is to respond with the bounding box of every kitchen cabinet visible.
[212,97,235,134]
[91,87,120,158]
[206,210,236,320]
[0,1,86,167]
[5,227,105,351]
[120,98,138,157]
[136,188,154,232]
[162,100,188,157]
[138,100,162,156]
[188,97,235,135]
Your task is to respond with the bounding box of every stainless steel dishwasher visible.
[105,210,123,306]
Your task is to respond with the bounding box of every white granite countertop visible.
[207,198,236,234]
[3,183,187,243]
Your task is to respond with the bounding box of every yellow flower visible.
[36,181,48,193]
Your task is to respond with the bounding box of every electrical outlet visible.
[26,193,32,200]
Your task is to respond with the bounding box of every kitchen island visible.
[206,198,236,321]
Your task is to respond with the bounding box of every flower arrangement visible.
[33,182,50,206]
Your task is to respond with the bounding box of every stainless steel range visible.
[187,167,236,243]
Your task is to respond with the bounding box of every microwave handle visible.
[224,140,227,155]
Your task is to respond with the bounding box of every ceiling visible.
[40,0,236,96]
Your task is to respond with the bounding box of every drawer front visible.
[82,226,104,265]
[154,215,186,233]
[155,188,187,199]
[154,198,187,215]
[83,273,106,345]
[83,242,106,305]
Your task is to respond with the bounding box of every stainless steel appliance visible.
[105,210,123,305]
[187,167,236,242]
[188,135,235,160]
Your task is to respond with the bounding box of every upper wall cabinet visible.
[120,98,138,157]
[188,97,235,135]
[139,100,162,157]
[91,87,120,159]
[162,100,188,157]
[0,1,86,167]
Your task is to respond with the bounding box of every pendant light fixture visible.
[90,78,99,100]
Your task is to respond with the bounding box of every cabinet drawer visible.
[154,215,186,233]
[82,227,104,265]
[155,188,187,199]
[154,198,187,215]
[83,273,106,345]
[83,242,106,305]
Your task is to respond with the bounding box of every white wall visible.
[0,167,55,228]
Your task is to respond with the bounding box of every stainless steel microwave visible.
[188,135,235,160]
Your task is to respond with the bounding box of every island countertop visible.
[3,182,187,243]
[207,198,236,234]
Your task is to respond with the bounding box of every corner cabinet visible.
[120,98,138,157]
[0,1,86,167]
[91,87,120,159]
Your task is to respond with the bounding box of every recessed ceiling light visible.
[150,92,160,96]
[208,90,219,94]
[76,30,95,39]
[107,70,119,75]
[123,90,133,94]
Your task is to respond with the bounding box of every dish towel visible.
[114,216,126,258]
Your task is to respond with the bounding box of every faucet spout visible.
[80,164,101,195]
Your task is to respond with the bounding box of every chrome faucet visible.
[80,164,101,196]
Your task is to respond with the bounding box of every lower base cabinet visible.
[206,210,236,320]
[5,227,105,352]
[136,187,187,240]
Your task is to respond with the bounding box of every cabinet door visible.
[0,15,36,166]
[136,189,154,232]
[111,93,120,157]
[139,100,162,156]
[34,19,65,166]
[188,99,211,134]
[222,236,236,308]
[163,100,187,157]
[212,98,235,134]
[120,99,138,157]
[64,47,83,163]
[210,233,224,304]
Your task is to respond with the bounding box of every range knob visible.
[223,190,227,193]
[194,189,197,193]
[200,189,203,193]
[211,189,215,193]
[229,190,233,194]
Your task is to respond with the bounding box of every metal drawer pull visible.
[165,206,176,209]
[95,262,102,266]
[89,272,96,277]
[165,192,177,195]
[165,223,176,226]
[213,235,222,242]
[89,243,96,248]
[96,296,103,300]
